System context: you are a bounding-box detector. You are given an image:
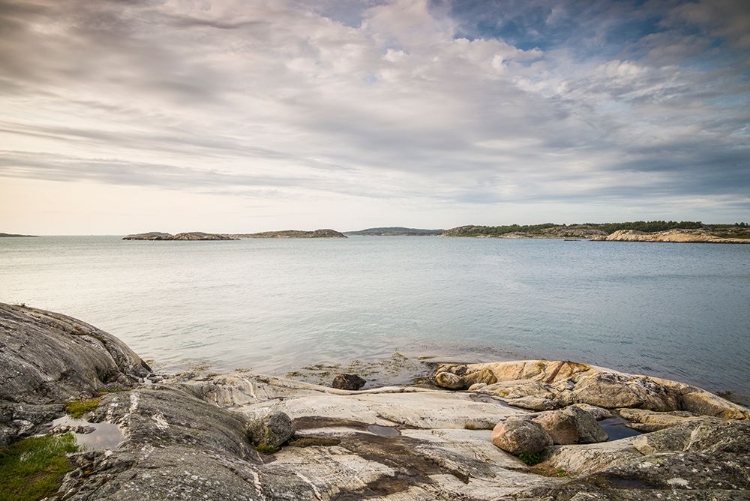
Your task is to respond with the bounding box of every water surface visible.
[1,236,748,396]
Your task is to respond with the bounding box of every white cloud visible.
[0,0,748,233]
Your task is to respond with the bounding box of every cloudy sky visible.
[1,0,748,234]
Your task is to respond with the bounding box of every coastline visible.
[2,302,749,500]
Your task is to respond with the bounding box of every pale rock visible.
[617,408,700,432]
[491,419,553,455]
[434,371,467,390]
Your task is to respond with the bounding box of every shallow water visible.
[52,416,125,451]
[1,236,748,396]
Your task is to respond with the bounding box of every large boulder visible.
[491,418,553,455]
[0,303,151,443]
[248,410,295,449]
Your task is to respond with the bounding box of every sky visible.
[1,0,749,234]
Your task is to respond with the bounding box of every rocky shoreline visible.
[592,229,750,244]
[1,302,748,500]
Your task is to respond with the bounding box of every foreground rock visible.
[0,303,151,444]
[123,232,238,240]
[2,303,749,500]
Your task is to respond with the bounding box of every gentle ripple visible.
[1,235,748,396]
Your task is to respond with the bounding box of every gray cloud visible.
[0,0,748,228]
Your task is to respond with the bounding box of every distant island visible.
[441,221,750,243]
[0,232,36,237]
[345,227,443,236]
[123,232,238,241]
[119,222,750,243]
[236,229,346,239]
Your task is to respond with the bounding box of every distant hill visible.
[345,227,443,236]
[236,229,347,239]
[0,232,36,237]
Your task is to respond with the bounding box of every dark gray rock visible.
[0,303,151,443]
[332,373,366,390]
[248,410,295,449]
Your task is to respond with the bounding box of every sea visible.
[1,236,748,397]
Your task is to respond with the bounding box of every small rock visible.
[248,411,295,449]
[491,419,553,455]
[435,371,467,390]
[564,405,608,443]
[332,374,366,391]
[572,403,613,420]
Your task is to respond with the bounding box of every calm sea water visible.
[1,236,748,396]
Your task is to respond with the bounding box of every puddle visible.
[367,425,401,437]
[52,416,126,451]
[600,416,642,440]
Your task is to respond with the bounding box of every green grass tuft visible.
[517,451,544,466]
[0,433,79,501]
[255,444,280,454]
[65,398,100,418]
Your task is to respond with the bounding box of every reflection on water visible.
[367,424,401,437]
[600,416,642,441]
[52,416,125,450]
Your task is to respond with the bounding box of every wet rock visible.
[491,418,553,455]
[435,371,467,390]
[332,373,366,390]
[248,410,295,449]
